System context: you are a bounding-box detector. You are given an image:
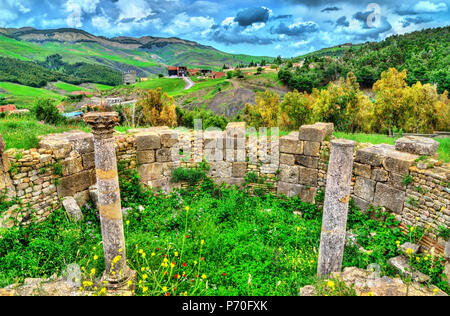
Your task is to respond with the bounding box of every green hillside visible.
[0,28,273,78]
[282,26,450,93]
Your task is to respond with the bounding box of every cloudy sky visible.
[0,0,449,57]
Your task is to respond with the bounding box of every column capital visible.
[84,112,119,138]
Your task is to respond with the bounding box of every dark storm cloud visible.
[401,16,433,27]
[234,7,271,27]
[321,7,341,13]
[336,16,349,27]
[272,14,293,20]
[270,21,319,37]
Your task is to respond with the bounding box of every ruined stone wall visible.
[0,131,136,227]
[0,124,448,256]
[351,140,449,254]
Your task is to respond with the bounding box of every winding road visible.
[183,77,195,90]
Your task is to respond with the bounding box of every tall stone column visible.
[84,112,133,289]
[317,139,355,277]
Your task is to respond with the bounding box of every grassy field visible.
[334,132,450,163]
[0,116,90,150]
[133,78,186,95]
[0,82,64,108]
[53,82,90,93]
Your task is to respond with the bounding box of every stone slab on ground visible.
[62,197,83,222]
[388,255,430,283]
[395,136,439,156]
[299,267,446,296]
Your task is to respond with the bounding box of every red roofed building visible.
[212,72,226,79]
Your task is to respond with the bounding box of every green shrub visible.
[33,98,66,125]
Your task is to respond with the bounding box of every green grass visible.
[93,83,114,91]
[173,78,227,97]
[334,132,450,163]
[1,173,447,295]
[53,82,90,93]
[132,78,186,95]
[0,82,64,108]
[0,116,90,150]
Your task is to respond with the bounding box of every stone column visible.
[317,139,355,277]
[84,112,134,289]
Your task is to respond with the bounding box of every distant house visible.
[122,70,137,85]
[168,66,188,77]
[212,72,225,79]
[200,69,212,76]
[140,77,149,82]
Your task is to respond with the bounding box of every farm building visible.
[122,70,137,85]
[212,72,226,79]
[168,66,188,77]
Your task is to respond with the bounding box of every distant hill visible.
[283,26,450,93]
[0,27,273,78]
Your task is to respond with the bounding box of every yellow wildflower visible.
[93,255,98,260]
[327,280,335,288]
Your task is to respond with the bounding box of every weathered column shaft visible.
[317,139,355,277]
[84,112,132,288]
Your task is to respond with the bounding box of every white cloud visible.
[165,13,214,37]
[115,0,154,22]
[222,17,236,26]
[65,0,100,14]
[91,15,111,30]
[414,1,447,13]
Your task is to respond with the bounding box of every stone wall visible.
[0,124,448,255]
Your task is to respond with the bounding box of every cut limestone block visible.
[61,154,83,176]
[298,122,333,142]
[355,144,392,167]
[280,134,303,155]
[57,170,96,197]
[352,195,371,213]
[279,165,300,184]
[137,150,155,164]
[295,155,319,169]
[383,150,417,175]
[232,162,247,178]
[160,130,179,148]
[62,197,83,222]
[298,166,318,186]
[135,133,161,151]
[139,163,164,183]
[280,154,296,166]
[354,163,372,178]
[395,136,439,156]
[303,141,321,157]
[388,256,430,283]
[354,177,376,202]
[373,182,406,214]
[372,168,389,182]
[68,133,94,154]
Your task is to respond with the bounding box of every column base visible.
[100,266,136,293]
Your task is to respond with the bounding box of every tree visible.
[372,68,408,135]
[137,88,177,127]
[280,90,315,130]
[244,90,281,128]
[33,98,66,125]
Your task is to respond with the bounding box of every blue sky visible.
[0,0,449,57]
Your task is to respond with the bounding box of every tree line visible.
[279,26,450,94]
